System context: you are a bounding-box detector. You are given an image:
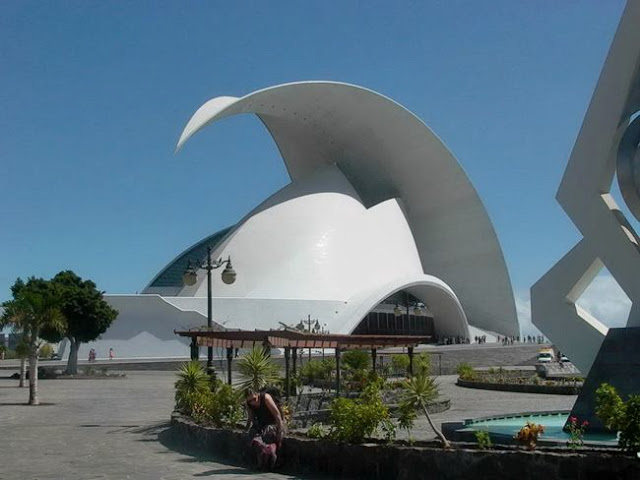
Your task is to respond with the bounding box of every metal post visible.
[190,337,199,361]
[284,347,291,399]
[335,348,341,397]
[405,298,410,335]
[371,348,377,375]
[226,347,233,385]
[307,314,312,362]
[206,246,214,378]
[408,346,414,377]
[292,347,297,377]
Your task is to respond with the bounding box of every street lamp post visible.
[296,314,321,362]
[183,246,236,378]
[394,293,425,352]
[394,294,424,334]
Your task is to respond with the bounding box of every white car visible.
[537,352,553,363]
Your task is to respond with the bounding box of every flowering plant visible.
[566,416,588,450]
[515,421,545,450]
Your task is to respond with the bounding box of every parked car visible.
[537,348,555,363]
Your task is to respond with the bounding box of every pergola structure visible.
[175,328,430,397]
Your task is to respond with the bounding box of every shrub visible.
[299,359,333,384]
[175,372,243,427]
[415,353,431,376]
[596,383,640,454]
[391,354,410,375]
[328,381,392,443]
[378,362,393,380]
[207,383,244,427]
[595,383,625,431]
[456,362,475,380]
[620,396,640,455]
[566,416,588,450]
[397,402,417,442]
[185,390,214,422]
[39,343,54,359]
[342,349,371,371]
[474,429,492,449]
[307,422,327,439]
[515,421,544,450]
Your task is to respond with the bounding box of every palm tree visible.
[15,339,29,388]
[2,285,65,405]
[400,371,451,448]
[174,361,210,412]
[237,346,280,391]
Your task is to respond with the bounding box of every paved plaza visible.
[0,368,577,480]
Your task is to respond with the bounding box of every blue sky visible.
[1,1,631,333]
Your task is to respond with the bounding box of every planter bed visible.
[170,413,639,479]
[457,378,581,395]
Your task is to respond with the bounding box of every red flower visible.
[582,420,589,426]
[569,416,577,424]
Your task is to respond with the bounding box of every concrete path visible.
[0,371,312,480]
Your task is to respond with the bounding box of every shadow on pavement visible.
[193,467,258,476]
[154,425,324,479]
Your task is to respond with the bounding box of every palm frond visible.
[236,347,280,391]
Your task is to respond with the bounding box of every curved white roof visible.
[175,81,518,336]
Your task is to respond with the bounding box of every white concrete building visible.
[94,82,518,359]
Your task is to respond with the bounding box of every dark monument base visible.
[567,327,640,432]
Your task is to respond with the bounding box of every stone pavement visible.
[0,371,316,480]
[0,369,577,479]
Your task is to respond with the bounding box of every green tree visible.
[400,371,450,448]
[1,277,65,405]
[43,271,118,375]
[596,383,640,454]
[237,346,280,391]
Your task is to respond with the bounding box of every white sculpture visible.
[532,1,640,374]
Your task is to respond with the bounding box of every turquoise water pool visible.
[466,411,617,444]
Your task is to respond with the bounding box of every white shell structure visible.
[532,1,640,374]
[101,81,518,358]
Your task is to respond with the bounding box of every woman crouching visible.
[245,388,285,470]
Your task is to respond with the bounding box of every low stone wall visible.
[457,378,581,395]
[170,414,639,479]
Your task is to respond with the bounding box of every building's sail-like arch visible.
[176,81,518,336]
